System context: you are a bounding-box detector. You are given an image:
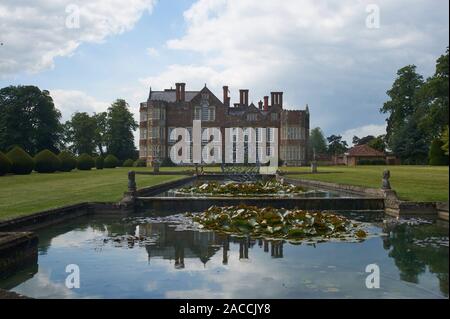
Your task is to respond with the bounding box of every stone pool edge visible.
[0,173,447,299]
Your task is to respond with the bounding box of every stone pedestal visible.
[311,161,318,174]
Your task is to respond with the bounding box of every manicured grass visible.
[283,165,449,202]
[0,168,186,221]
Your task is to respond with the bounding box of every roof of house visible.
[346,144,385,157]
[148,90,200,102]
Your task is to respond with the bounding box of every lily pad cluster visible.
[178,181,307,196]
[190,205,368,241]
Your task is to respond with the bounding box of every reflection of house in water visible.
[137,223,285,269]
[139,223,222,268]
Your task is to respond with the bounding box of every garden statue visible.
[152,159,160,173]
[311,147,318,173]
[128,171,136,193]
[382,169,391,190]
[311,160,318,173]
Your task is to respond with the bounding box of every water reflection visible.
[0,213,448,299]
[382,220,449,297]
[136,222,286,268]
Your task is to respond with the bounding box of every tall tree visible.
[352,135,376,146]
[417,47,449,140]
[309,127,328,155]
[105,99,138,160]
[441,126,449,156]
[326,135,348,155]
[93,112,107,155]
[380,65,424,148]
[367,135,387,153]
[0,85,61,154]
[65,112,98,155]
[390,117,429,164]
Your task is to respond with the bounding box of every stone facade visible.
[139,83,310,166]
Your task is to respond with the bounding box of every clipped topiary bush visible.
[34,149,61,173]
[357,159,386,165]
[0,151,12,176]
[95,156,104,170]
[122,159,134,167]
[58,151,77,172]
[160,157,176,167]
[6,146,34,175]
[104,154,119,168]
[429,139,449,166]
[133,159,146,167]
[77,153,95,170]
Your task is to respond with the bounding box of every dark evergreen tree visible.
[105,99,138,160]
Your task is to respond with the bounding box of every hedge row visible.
[357,159,387,165]
[0,146,139,175]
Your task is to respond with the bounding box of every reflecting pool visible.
[0,211,448,299]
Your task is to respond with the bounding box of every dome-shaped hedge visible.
[58,151,77,172]
[6,146,34,175]
[133,159,146,167]
[122,159,134,167]
[34,150,61,173]
[104,154,119,168]
[95,156,104,170]
[0,151,12,176]
[77,154,95,170]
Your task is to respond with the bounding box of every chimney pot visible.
[270,92,283,107]
[175,83,181,102]
[180,83,186,102]
[223,86,230,106]
[239,89,249,106]
[264,96,269,111]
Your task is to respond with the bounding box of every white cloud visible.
[142,0,448,134]
[0,0,156,75]
[51,89,109,121]
[341,124,387,145]
[146,47,159,57]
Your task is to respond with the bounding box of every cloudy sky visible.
[0,0,448,145]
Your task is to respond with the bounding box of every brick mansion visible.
[139,83,310,166]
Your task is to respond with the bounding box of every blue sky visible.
[0,0,448,145]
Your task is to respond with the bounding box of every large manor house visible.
[139,83,310,166]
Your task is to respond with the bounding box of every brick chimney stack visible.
[270,92,283,108]
[223,86,230,106]
[239,89,249,106]
[180,83,185,102]
[175,83,181,102]
[263,96,269,111]
[175,83,186,102]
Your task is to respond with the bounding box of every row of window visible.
[281,146,306,161]
[142,126,305,142]
[194,106,216,121]
[140,127,166,140]
[167,127,276,143]
[139,145,167,158]
[141,107,280,123]
[281,126,306,140]
[140,107,166,122]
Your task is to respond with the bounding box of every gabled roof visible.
[148,89,199,102]
[347,144,385,157]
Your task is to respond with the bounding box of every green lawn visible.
[283,165,449,202]
[0,168,185,221]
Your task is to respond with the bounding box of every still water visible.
[0,211,448,299]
